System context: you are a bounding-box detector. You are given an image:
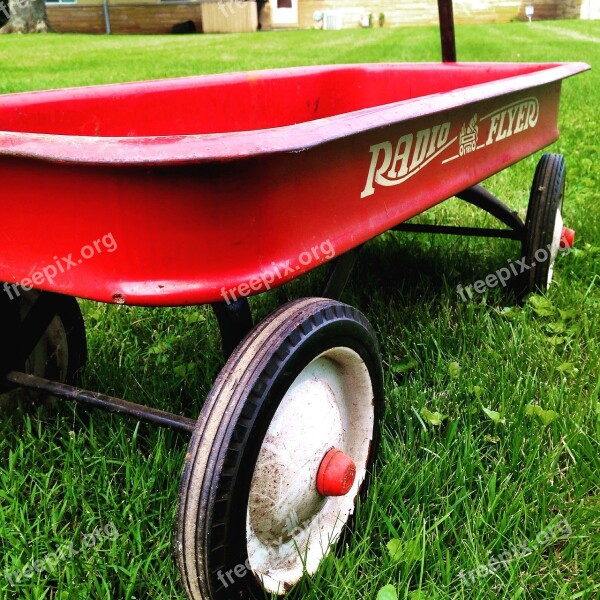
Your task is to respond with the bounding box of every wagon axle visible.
[3,374,360,499]
[4,370,196,434]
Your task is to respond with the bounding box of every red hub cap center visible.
[560,227,575,249]
[316,448,356,497]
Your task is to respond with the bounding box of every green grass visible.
[1,20,599,600]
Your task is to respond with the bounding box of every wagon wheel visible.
[0,288,87,393]
[176,297,383,599]
[518,154,574,301]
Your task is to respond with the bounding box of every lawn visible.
[0,20,599,600]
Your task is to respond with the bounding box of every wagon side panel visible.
[0,82,561,306]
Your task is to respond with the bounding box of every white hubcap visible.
[246,347,375,594]
[547,208,563,287]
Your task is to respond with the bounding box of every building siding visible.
[300,0,520,29]
[201,0,257,32]
[48,2,203,33]
[517,0,585,20]
[46,0,598,34]
[298,0,593,29]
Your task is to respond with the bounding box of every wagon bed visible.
[0,61,589,306]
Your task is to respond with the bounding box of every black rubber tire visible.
[0,288,87,386]
[518,153,566,300]
[176,297,384,600]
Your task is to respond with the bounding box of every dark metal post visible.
[211,298,253,360]
[322,247,362,301]
[437,0,457,62]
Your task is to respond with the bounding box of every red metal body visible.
[0,62,589,306]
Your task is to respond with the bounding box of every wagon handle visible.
[437,0,457,63]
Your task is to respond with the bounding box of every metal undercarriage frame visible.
[394,185,525,240]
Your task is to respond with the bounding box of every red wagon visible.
[0,5,589,600]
